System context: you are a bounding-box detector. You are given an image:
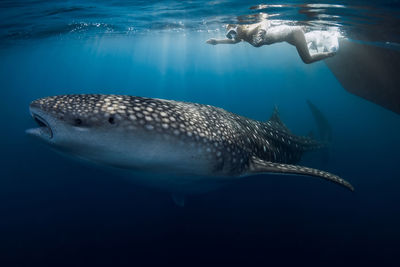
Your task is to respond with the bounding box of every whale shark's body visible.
[27,95,353,204]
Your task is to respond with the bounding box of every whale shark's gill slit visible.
[34,116,46,127]
[33,114,53,139]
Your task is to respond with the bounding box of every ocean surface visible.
[1,1,400,266]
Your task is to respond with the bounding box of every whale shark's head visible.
[26,94,177,168]
[26,94,211,173]
[28,95,124,142]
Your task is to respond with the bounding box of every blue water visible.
[1,1,400,266]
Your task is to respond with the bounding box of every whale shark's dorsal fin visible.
[247,156,354,191]
[268,106,290,132]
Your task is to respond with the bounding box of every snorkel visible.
[226,24,237,39]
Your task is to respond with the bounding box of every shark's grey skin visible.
[27,94,353,200]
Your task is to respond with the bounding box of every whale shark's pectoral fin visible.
[171,193,185,207]
[247,157,354,191]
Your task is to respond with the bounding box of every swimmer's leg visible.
[288,28,335,64]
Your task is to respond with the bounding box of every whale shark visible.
[27,94,353,205]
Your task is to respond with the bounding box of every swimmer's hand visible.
[206,38,218,45]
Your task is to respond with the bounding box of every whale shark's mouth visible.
[29,113,53,139]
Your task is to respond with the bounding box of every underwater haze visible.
[1,0,400,266]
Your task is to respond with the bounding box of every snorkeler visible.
[206,21,337,64]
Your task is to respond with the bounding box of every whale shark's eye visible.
[74,118,82,125]
[108,117,115,124]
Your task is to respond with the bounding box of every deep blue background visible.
[1,33,400,266]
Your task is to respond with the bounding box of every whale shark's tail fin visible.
[306,100,332,163]
[307,100,332,142]
[248,156,354,191]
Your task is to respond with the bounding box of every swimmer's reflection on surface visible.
[206,20,338,64]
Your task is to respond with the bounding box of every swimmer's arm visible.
[206,38,241,45]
